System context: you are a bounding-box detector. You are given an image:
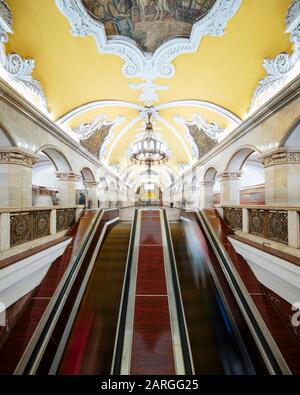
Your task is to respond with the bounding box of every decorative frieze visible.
[0,148,38,168]
[56,171,80,182]
[260,148,300,168]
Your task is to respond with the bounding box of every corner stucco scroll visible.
[0,0,48,112]
[249,0,300,113]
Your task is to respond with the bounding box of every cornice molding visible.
[0,77,129,186]
[163,73,300,191]
[249,0,300,114]
[55,0,242,105]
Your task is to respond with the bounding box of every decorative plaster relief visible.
[249,0,300,114]
[76,115,125,161]
[72,114,107,139]
[175,114,223,159]
[260,148,300,168]
[0,147,38,167]
[56,0,242,105]
[56,171,80,181]
[0,1,48,112]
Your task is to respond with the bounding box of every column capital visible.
[219,171,242,181]
[56,171,80,182]
[200,180,215,187]
[259,147,300,168]
[0,147,38,168]
[83,180,98,187]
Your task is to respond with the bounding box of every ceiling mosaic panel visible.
[81,0,217,52]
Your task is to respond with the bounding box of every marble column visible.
[199,180,215,209]
[219,171,242,206]
[260,148,300,206]
[0,147,38,208]
[84,181,99,209]
[56,171,79,206]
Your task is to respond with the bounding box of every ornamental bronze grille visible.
[268,210,288,244]
[56,208,76,232]
[10,210,50,247]
[249,209,265,238]
[249,209,288,245]
[223,207,243,231]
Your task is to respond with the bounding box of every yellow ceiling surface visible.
[5,0,294,176]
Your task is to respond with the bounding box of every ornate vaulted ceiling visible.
[1,0,299,189]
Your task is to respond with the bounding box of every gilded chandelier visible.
[129,113,169,169]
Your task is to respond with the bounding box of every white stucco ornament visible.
[55,0,242,106]
[0,1,48,112]
[249,0,300,113]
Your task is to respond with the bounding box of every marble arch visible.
[35,145,73,172]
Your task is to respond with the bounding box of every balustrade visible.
[223,205,299,248]
[0,205,83,253]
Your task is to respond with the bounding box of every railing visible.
[198,210,289,374]
[222,205,300,248]
[0,205,84,253]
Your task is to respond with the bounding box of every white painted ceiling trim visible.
[56,100,143,125]
[156,100,242,125]
[57,98,241,126]
[106,113,144,163]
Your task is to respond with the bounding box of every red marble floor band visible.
[130,210,175,375]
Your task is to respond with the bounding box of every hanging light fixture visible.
[129,112,170,170]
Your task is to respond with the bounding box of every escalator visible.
[8,207,289,375]
[56,222,132,375]
[169,210,288,375]
[170,220,255,374]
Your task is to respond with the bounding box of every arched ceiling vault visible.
[2,0,298,181]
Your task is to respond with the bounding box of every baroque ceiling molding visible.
[100,116,125,162]
[72,114,107,139]
[55,0,242,105]
[0,1,48,112]
[76,114,125,161]
[249,0,300,114]
[175,114,224,159]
